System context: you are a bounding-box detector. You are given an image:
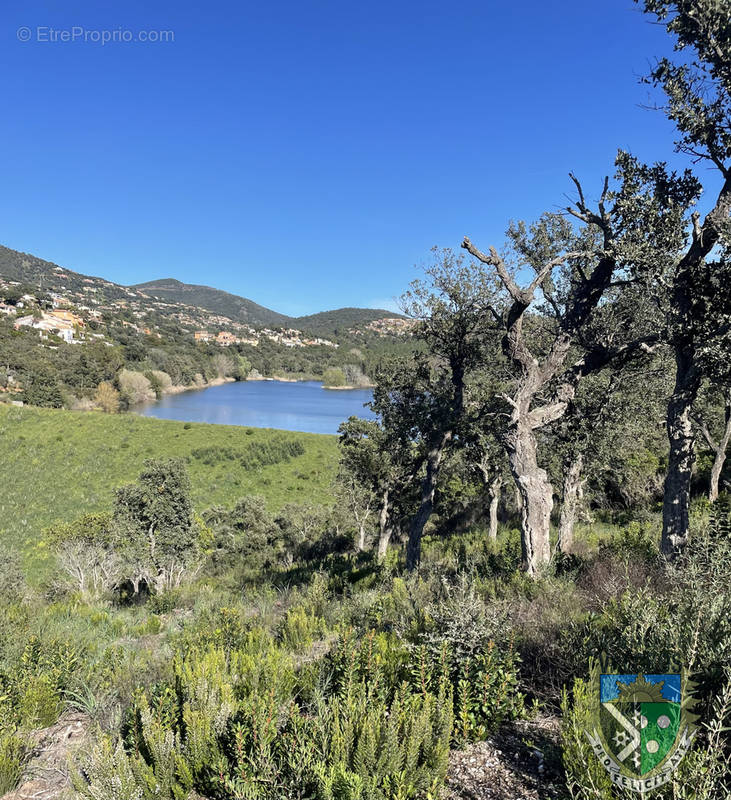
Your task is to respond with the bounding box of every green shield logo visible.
[586,670,697,792]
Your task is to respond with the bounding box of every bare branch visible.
[692,414,718,450]
[462,237,526,304]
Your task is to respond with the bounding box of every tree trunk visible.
[488,475,501,542]
[356,524,367,552]
[376,489,391,563]
[405,432,452,570]
[709,398,731,503]
[505,421,552,575]
[662,350,701,554]
[557,453,583,554]
[377,525,393,562]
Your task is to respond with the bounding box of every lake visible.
[136,380,375,435]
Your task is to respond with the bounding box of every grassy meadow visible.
[0,405,338,574]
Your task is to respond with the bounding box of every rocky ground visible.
[1,713,90,800]
[443,715,565,800]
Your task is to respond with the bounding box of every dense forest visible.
[1,3,731,800]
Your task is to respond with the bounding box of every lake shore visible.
[322,384,374,390]
[163,375,236,395]
[247,373,374,390]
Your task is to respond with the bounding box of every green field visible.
[0,405,338,571]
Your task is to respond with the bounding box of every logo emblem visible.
[586,669,697,792]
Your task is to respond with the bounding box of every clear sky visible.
[2,1,682,316]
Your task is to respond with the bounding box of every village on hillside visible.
[0,271,413,349]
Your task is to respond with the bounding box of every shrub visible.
[150,370,173,393]
[94,381,120,413]
[0,732,26,796]
[191,437,305,469]
[277,605,326,651]
[117,369,156,407]
[563,526,731,714]
[77,629,453,800]
[17,674,61,728]
[322,367,346,387]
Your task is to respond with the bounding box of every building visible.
[194,331,213,343]
[14,313,78,341]
[50,309,84,327]
[216,331,238,346]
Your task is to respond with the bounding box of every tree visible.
[233,355,251,381]
[551,371,631,553]
[213,353,235,379]
[113,459,200,593]
[343,364,370,387]
[472,436,508,544]
[204,495,279,574]
[117,369,155,407]
[694,385,731,502]
[463,159,694,574]
[338,415,415,561]
[46,513,121,600]
[23,373,64,408]
[95,381,120,413]
[393,250,497,569]
[335,470,374,552]
[323,367,346,387]
[639,0,731,552]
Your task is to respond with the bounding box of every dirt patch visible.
[443,715,565,799]
[1,712,91,800]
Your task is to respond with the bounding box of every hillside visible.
[0,244,133,303]
[133,280,404,335]
[131,278,291,328]
[293,307,405,336]
[0,242,415,409]
[0,244,405,337]
[0,405,338,576]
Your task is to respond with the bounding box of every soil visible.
[443,715,566,800]
[1,712,91,800]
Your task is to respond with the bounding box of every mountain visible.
[131,278,291,328]
[0,244,405,335]
[133,280,403,333]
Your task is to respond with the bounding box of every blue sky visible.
[2,1,682,315]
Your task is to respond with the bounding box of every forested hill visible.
[131,278,291,328]
[0,245,65,283]
[294,307,404,336]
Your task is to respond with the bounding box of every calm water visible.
[136,380,375,435]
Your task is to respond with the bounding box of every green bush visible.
[76,624,454,800]
[191,436,305,469]
[277,605,326,651]
[563,527,731,714]
[0,731,25,796]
